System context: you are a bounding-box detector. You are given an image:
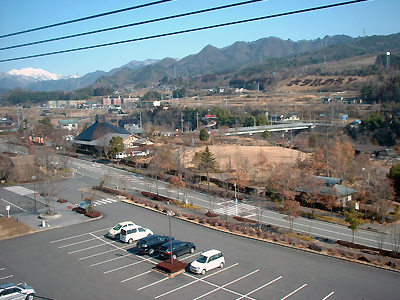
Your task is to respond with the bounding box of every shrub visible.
[85,211,102,218]
[205,211,218,218]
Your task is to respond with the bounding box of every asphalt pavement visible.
[5,191,97,232]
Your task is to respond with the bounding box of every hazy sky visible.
[0,0,399,77]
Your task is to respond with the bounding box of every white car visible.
[119,224,153,243]
[0,282,35,299]
[190,249,225,275]
[107,221,135,239]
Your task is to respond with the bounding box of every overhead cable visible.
[0,0,173,39]
[0,0,369,63]
[0,0,264,51]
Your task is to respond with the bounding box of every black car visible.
[136,235,174,255]
[158,240,196,260]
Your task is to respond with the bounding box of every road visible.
[0,198,398,299]
[65,157,394,251]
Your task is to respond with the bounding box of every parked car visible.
[119,224,153,243]
[72,198,91,214]
[0,282,35,299]
[190,249,225,275]
[158,240,196,260]
[131,151,147,157]
[137,235,175,255]
[107,221,135,239]
[114,152,127,159]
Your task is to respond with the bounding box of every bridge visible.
[213,122,314,136]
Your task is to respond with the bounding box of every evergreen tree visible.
[199,146,217,191]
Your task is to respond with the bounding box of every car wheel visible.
[190,247,195,253]
[26,294,35,300]
[115,234,120,240]
[201,269,206,275]
[148,248,155,255]
[219,262,224,268]
[128,239,133,244]
[172,254,177,260]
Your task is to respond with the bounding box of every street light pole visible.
[32,175,36,212]
[234,183,238,216]
[167,210,173,264]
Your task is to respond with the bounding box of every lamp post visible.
[234,183,238,216]
[32,175,36,212]
[167,210,173,264]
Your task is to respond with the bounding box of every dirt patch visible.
[184,145,307,169]
[0,217,34,240]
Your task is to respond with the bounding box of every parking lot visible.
[48,227,335,300]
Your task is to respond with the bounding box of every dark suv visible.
[158,240,196,260]
[136,235,174,255]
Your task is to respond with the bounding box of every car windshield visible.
[196,255,208,263]
[113,224,122,230]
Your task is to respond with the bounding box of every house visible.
[72,121,131,153]
[297,176,357,208]
[354,145,389,158]
[0,155,45,183]
[58,119,78,131]
[316,176,357,207]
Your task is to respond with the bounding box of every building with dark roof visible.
[73,121,131,153]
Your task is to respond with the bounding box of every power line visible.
[0,0,173,39]
[0,0,264,51]
[0,0,369,63]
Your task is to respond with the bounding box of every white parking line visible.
[193,269,260,300]
[154,263,239,299]
[0,275,13,280]
[322,292,335,299]
[121,270,152,283]
[280,283,307,300]
[50,228,109,243]
[0,198,27,212]
[236,276,282,300]
[58,238,98,248]
[178,252,201,261]
[90,254,132,267]
[137,277,169,291]
[68,243,107,254]
[104,260,148,274]
[79,246,131,260]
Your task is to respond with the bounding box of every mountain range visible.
[1,33,399,92]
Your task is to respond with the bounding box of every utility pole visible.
[181,112,184,133]
[196,111,199,132]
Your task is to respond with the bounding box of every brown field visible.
[0,217,34,240]
[184,145,307,170]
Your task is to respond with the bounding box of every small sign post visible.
[6,206,10,218]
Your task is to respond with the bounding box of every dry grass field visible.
[184,144,307,171]
[0,217,34,240]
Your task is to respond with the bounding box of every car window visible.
[113,224,122,230]
[197,255,208,263]
[129,228,137,234]
[138,228,145,233]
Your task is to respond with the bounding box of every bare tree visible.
[297,175,326,217]
[119,175,130,194]
[253,148,271,184]
[282,200,301,233]
[38,176,65,214]
[389,223,400,254]
[254,193,268,230]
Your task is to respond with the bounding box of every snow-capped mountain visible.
[8,67,63,81]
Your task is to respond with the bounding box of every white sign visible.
[5,206,10,211]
